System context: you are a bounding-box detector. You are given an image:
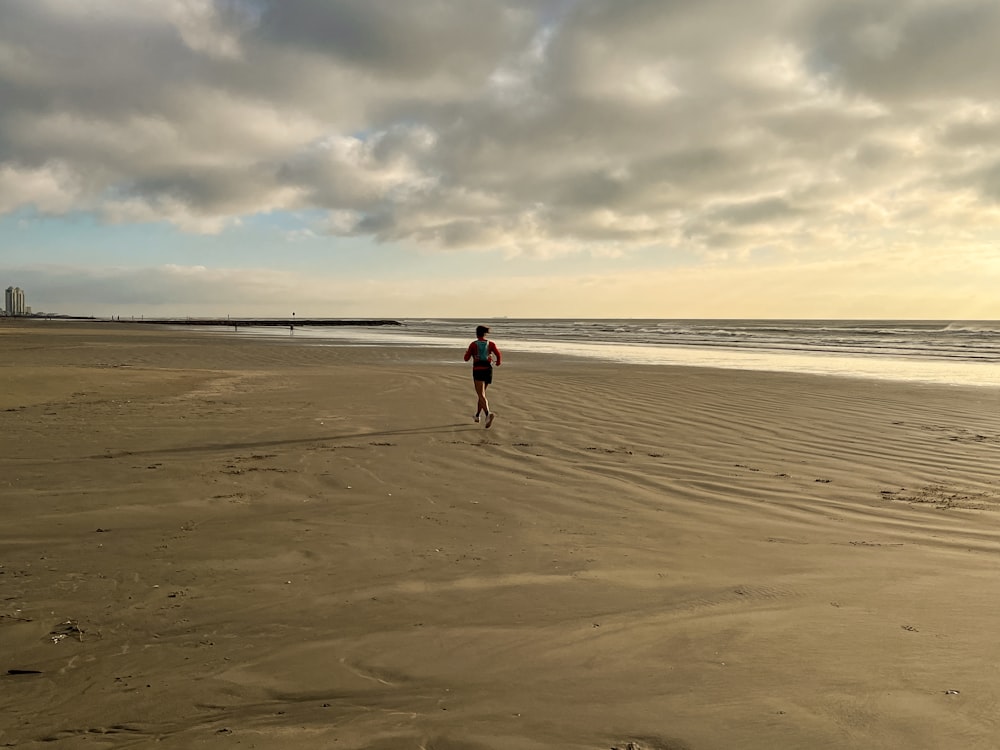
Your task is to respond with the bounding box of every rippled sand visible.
[3,320,1000,749]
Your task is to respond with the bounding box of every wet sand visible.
[2,320,1000,749]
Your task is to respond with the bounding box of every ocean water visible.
[229,319,1000,388]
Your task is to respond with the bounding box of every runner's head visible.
[476,325,489,338]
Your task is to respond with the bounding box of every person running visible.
[463,325,501,428]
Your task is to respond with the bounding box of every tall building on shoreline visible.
[5,286,26,316]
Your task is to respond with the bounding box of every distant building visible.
[4,286,26,316]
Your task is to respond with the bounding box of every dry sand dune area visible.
[2,321,1000,749]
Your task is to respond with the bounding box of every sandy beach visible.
[2,320,1000,750]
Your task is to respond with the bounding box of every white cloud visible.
[0,162,86,214]
[161,0,254,59]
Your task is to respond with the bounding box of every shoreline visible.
[7,316,996,393]
[6,316,997,391]
[154,318,1000,390]
[3,323,1000,748]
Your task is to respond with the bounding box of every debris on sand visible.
[49,619,85,643]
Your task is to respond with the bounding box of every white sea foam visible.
[195,319,1000,388]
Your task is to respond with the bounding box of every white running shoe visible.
[474,414,480,423]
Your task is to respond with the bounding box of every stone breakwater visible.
[132,318,401,327]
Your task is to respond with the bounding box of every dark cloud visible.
[254,0,527,79]
[801,0,1000,101]
[706,197,802,228]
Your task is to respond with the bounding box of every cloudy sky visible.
[2,0,999,319]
